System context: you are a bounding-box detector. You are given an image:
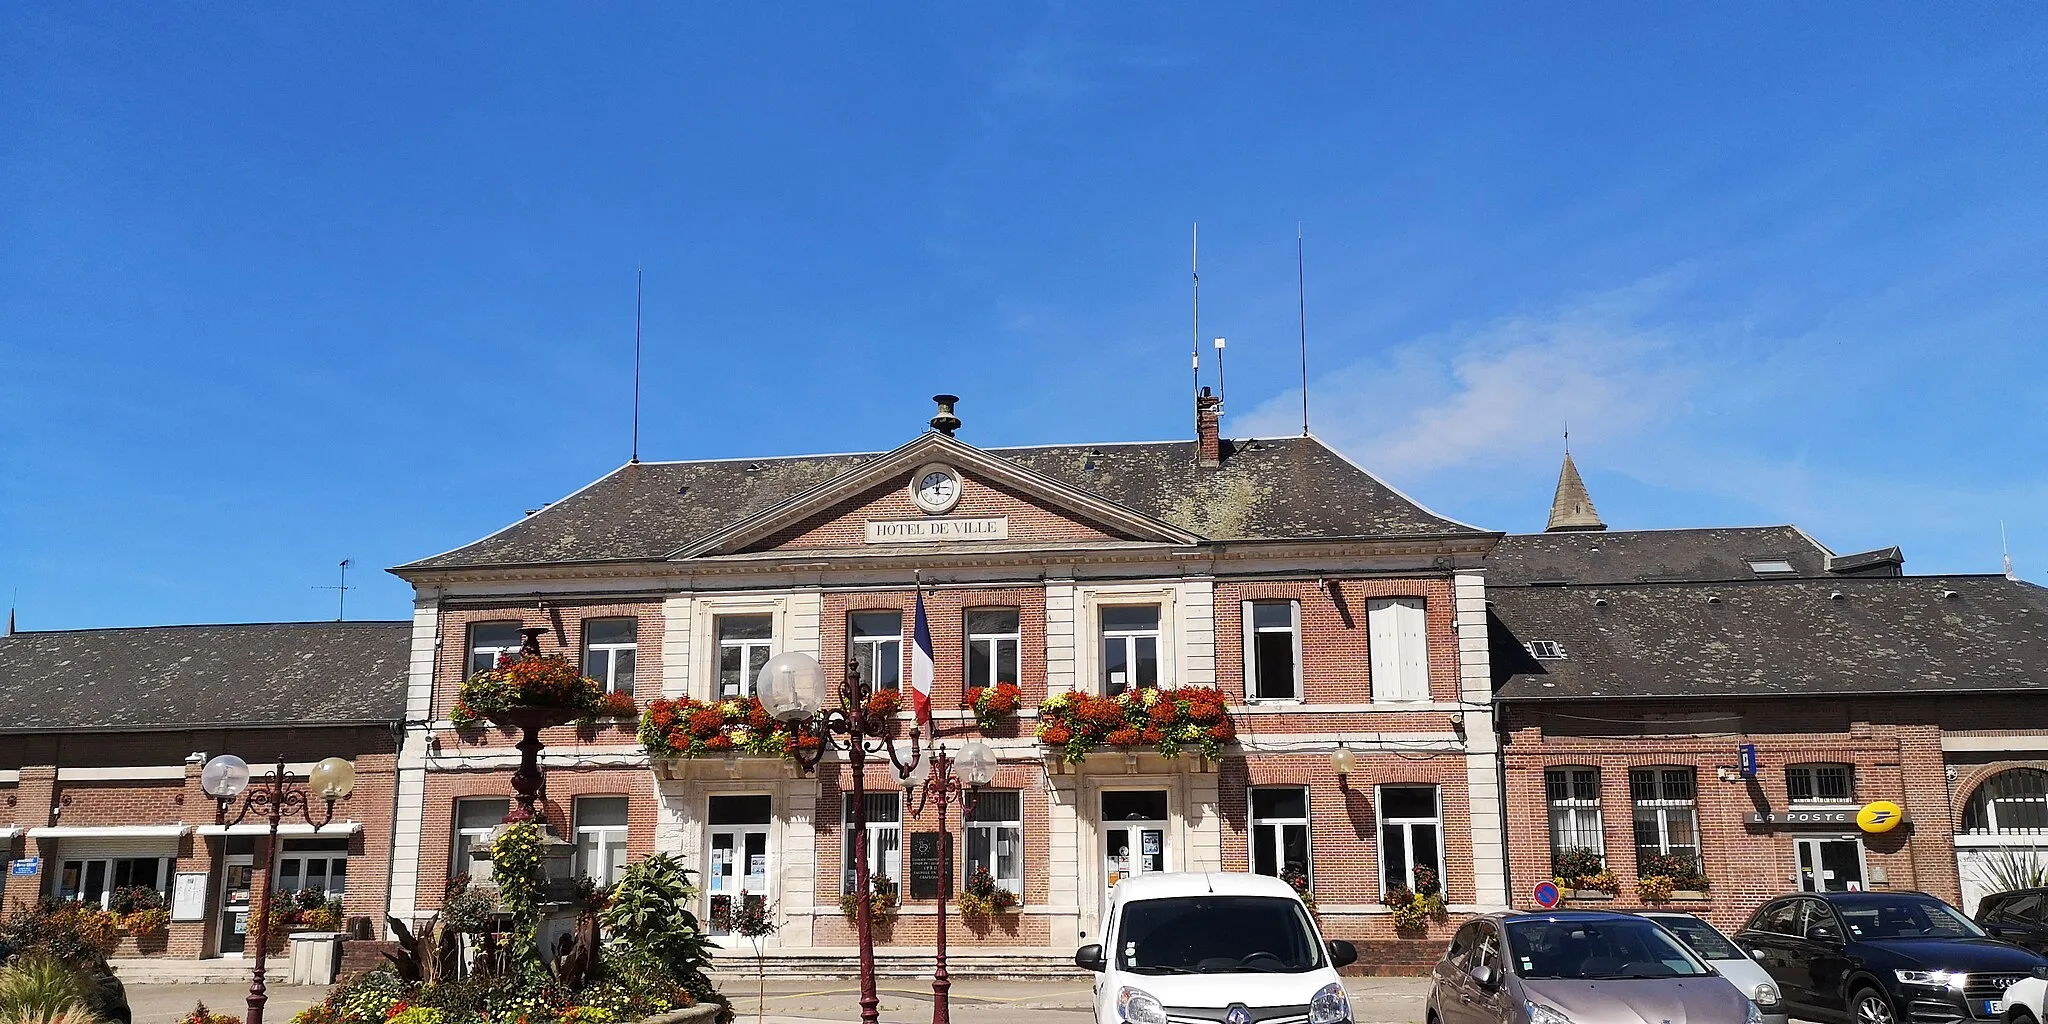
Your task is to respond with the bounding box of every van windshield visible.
[1117,896,1323,974]
[1505,918,1714,980]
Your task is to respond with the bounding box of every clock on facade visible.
[909,463,962,514]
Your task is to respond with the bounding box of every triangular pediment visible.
[671,433,1201,558]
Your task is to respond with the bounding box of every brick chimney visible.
[1196,387,1222,467]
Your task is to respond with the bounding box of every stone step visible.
[708,949,1081,980]
[110,958,274,986]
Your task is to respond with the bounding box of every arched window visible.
[1962,768,2048,834]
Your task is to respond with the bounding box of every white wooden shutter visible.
[1396,597,1430,700]
[1367,599,1400,701]
[1241,600,1258,699]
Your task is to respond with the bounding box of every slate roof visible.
[1488,575,2048,700]
[401,436,1489,570]
[1487,526,1835,585]
[0,621,411,732]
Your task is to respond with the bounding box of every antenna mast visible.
[631,265,643,464]
[1191,223,1201,398]
[312,560,354,621]
[1297,223,1309,436]
[1214,337,1227,405]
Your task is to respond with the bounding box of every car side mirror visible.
[1808,925,1840,944]
[1327,939,1358,969]
[2032,965,2048,980]
[1074,943,1107,973]
[1470,963,1498,988]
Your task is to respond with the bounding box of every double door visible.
[1795,838,1865,892]
[1101,790,1170,892]
[705,795,771,939]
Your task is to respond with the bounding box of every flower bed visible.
[638,697,820,760]
[967,683,1023,732]
[452,653,605,729]
[1035,687,1235,763]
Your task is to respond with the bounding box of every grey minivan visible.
[1429,911,1762,1024]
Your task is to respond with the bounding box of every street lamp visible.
[756,652,923,1024]
[201,753,356,1024]
[906,736,996,1024]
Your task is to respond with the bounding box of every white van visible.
[1074,872,1358,1024]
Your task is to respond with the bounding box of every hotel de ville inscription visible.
[864,516,1010,544]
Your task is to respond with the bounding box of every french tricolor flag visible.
[910,587,935,728]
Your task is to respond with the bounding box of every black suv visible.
[1738,891,2047,1024]
[1978,889,2048,956]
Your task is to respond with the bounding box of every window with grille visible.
[468,621,521,675]
[843,791,902,893]
[850,611,903,692]
[582,618,637,696]
[717,615,773,699]
[1786,763,1854,803]
[965,609,1021,692]
[1545,767,1604,857]
[1244,601,1303,701]
[965,790,1024,897]
[1630,767,1700,866]
[1250,787,1312,882]
[1963,768,2048,835]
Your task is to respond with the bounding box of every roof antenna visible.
[2003,521,2017,580]
[1297,222,1310,436]
[1214,337,1227,407]
[312,559,353,621]
[631,264,644,465]
[6,591,15,636]
[1191,222,1201,398]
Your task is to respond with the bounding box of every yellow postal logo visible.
[1857,800,1904,833]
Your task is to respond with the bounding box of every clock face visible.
[910,464,962,513]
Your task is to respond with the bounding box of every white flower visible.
[1140,689,1160,706]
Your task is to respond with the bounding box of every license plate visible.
[1982,1001,2004,1016]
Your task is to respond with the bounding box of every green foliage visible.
[437,877,496,935]
[1551,847,1605,884]
[0,903,117,973]
[600,854,714,986]
[489,822,548,988]
[1636,852,1710,892]
[1971,846,2048,895]
[837,875,899,928]
[0,954,98,1024]
[175,1003,239,1024]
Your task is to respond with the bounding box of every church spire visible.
[1546,450,1606,532]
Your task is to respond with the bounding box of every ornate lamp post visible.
[200,753,357,1024]
[904,737,997,1024]
[756,652,922,1024]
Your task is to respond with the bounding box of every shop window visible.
[582,618,637,696]
[1963,768,2048,834]
[965,790,1024,897]
[716,615,773,699]
[1377,785,1442,894]
[453,797,510,880]
[1786,763,1854,803]
[55,856,170,909]
[468,621,521,675]
[965,609,1021,692]
[277,838,349,901]
[1243,601,1302,701]
[842,791,902,893]
[574,796,630,887]
[1545,767,1605,863]
[850,611,903,692]
[1630,767,1702,870]
[1100,605,1161,696]
[1367,598,1429,702]
[1250,787,1311,882]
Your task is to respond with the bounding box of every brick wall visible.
[433,598,666,749]
[1213,577,1462,708]
[818,587,1048,713]
[414,767,655,910]
[758,472,1114,551]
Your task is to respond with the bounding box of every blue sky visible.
[4,4,2044,629]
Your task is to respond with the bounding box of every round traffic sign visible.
[1533,880,1562,909]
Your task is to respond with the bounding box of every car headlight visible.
[1527,1001,1573,1024]
[1895,970,1965,990]
[1753,982,1781,1007]
[1745,999,1764,1024]
[1117,986,1170,1024]
[1311,982,1353,1024]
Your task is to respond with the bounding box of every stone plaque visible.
[864,516,1009,544]
[908,832,949,900]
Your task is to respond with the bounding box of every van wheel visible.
[2008,1010,2038,1024]
[1852,987,1897,1024]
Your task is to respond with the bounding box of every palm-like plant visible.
[0,954,99,1024]
[1971,845,2048,895]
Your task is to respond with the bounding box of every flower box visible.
[1036,687,1235,763]
[638,696,831,760]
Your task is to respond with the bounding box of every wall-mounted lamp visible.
[1331,743,1357,787]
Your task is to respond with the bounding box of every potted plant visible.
[1551,848,1619,898]
[956,866,1020,921]
[1636,852,1710,900]
[967,682,1024,733]
[1036,687,1236,764]
[639,696,815,760]
[838,875,898,929]
[1383,866,1448,932]
[458,650,605,732]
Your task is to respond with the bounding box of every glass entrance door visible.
[1101,790,1169,891]
[218,846,255,956]
[706,795,771,938]
[1796,838,1866,892]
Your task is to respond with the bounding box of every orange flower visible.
[1106,727,1143,748]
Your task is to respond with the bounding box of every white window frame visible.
[1630,767,1701,860]
[582,618,637,696]
[1545,767,1605,856]
[1526,640,1566,660]
[1377,784,1444,893]
[275,838,350,901]
[715,614,775,700]
[965,608,1022,692]
[1242,600,1304,703]
[965,790,1025,897]
[54,856,172,909]
[1249,786,1312,882]
[1099,604,1163,696]
[468,621,522,675]
[850,611,904,692]
[843,791,903,893]
[573,796,631,887]
[1367,597,1430,702]
[453,797,510,881]
[1785,763,1854,804]
[1965,769,2048,835]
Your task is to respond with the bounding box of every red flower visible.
[864,689,902,717]
[1140,726,1164,744]
[1147,702,1178,724]
[688,707,727,738]
[1040,725,1072,746]
[1206,722,1236,741]
[1106,727,1143,748]
[704,735,735,751]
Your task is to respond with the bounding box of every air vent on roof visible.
[746,463,763,472]
[1943,590,1960,600]
[676,486,689,496]
[1593,598,1609,607]
[1830,591,1846,601]
[1748,559,1796,575]
[1706,595,1723,604]
[1526,640,1567,660]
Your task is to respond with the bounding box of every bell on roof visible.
[1546,451,1606,532]
[929,394,961,437]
